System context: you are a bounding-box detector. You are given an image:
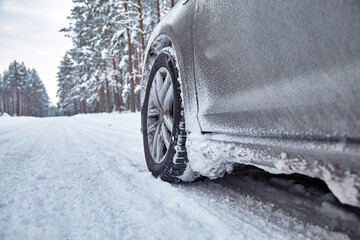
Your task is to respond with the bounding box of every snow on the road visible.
[0,113,359,240]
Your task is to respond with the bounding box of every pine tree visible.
[57,0,175,115]
[57,53,77,115]
[1,61,49,117]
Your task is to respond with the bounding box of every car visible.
[140,0,360,207]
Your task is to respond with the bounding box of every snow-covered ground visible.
[0,113,359,240]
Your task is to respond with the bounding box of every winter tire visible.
[142,49,194,182]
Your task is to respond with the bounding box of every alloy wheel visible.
[147,67,174,163]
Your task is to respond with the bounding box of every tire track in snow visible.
[65,114,352,240]
[0,117,46,137]
[64,115,252,240]
[1,114,359,240]
[0,118,67,239]
[67,114,141,140]
[67,114,358,240]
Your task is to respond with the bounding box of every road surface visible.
[0,113,359,239]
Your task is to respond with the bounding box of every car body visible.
[141,0,360,207]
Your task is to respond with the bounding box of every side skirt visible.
[186,132,360,207]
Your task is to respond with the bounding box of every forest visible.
[0,61,49,117]
[57,0,177,116]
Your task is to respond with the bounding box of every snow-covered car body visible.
[141,0,360,206]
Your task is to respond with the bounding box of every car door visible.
[193,0,360,139]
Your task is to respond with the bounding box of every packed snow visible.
[0,113,359,240]
[186,132,360,207]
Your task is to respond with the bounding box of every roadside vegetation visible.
[0,61,49,117]
[57,0,176,116]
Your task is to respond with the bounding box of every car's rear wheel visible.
[142,49,196,182]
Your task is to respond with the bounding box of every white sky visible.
[0,0,73,105]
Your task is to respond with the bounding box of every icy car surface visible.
[141,0,360,207]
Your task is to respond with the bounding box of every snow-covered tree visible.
[0,61,49,117]
[57,53,77,115]
[57,0,176,115]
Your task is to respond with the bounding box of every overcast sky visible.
[0,0,73,105]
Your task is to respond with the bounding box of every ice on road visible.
[0,113,359,240]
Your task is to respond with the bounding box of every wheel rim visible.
[147,67,174,164]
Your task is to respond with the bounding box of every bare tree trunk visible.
[112,57,121,111]
[11,94,15,115]
[31,95,34,116]
[5,94,8,114]
[124,2,136,113]
[156,0,160,23]
[105,77,112,112]
[21,94,25,116]
[71,93,77,115]
[171,0,174,7]
[113,88,120,111]
[16,89,20,116]
[79,99,84,113]
[81,100,87,113]
[99,85,105,112]
[137,0,145,108]
[137,0,145,62]
[2,94,6,113]
[118,67,124,110]
[103,60,113,112]
[133,46,141,111]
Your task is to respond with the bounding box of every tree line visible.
[0,61,49,117]
[57,0,177,116]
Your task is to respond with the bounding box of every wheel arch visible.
[141,24,200,134]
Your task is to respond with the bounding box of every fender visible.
[141,0,201,133]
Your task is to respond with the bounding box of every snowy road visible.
[1,113,359,240]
